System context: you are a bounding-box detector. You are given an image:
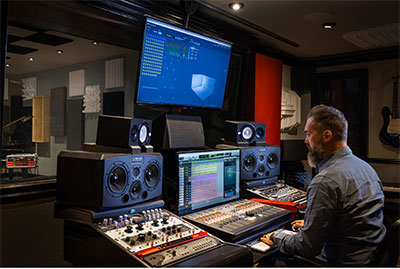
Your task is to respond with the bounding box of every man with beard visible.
[260,104,386,266]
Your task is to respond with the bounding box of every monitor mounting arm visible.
[181,0,198,29]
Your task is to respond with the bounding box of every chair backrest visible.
[369,219,400,267]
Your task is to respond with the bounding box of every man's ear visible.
[323,130,333,142]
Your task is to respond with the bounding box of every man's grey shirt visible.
[272,146,386,266]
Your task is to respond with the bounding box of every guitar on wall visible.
[379,65,400,148]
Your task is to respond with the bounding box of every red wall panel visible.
[254,54,282,146]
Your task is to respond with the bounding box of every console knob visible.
[125,225,133,233]
[152,234,158,239]
[153,220,159,226]
[138,234,146,242]
[124,236,130,242]
[246,211,255,217]
[136,223,144,230]
[162,217,169,225]
[130,240,136,246]
[147,231,152,236]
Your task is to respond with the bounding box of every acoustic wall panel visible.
[67,99,84,150]
[4,78,8,100]
[105,57,124,89]
[11,95,23,121]
[69,69,85,97]
[32,96,50,142]
[50,87,67,136]
[103,91,124,116]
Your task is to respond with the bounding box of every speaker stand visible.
[131,145,154,154]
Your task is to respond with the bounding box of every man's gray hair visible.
[307,104,348,142]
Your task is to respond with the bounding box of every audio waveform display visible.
[191,162,218,204]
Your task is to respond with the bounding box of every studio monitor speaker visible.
[96,115,152,148]
[151,114,205,151]
[56,151,163,211]
[223,120,266,146]
[240,145,280,180]
[216,144,280,180]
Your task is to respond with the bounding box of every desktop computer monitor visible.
[176,149,240,216]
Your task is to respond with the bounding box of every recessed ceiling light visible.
[56,50,64,54]
[92,41,99,45]
[229,2,244,11]
[6,63,10,67]
[28,57,35,62]
[323,22,336,29]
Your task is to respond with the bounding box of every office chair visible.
[369,219,400,267]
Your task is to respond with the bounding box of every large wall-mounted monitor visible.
[136,17,232,109]
[176,148,240,216]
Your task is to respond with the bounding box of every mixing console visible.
[248,183,306,204]
[183,199,292,242]
[95,208,222,267]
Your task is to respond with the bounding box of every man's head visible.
[304,105,348,167]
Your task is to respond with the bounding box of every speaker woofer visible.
[241,125,255,141]
[244,154,256,172]
[267,153,278,169]
[144,163,160,188]
[108,167,127,193]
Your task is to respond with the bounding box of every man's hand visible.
[260,232,276,246]
[291,219,304,231]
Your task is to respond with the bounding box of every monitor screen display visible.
[177,149,240,216]
[136,17,232,109]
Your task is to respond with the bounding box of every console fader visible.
[183,199,292,243]
[94,208,241,267]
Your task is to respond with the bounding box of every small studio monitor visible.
[223,120,266,146]
[96,115,152,148]
[56,151,163,211]
[216,144,280,180]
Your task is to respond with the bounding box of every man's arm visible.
[269,176,339,257]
